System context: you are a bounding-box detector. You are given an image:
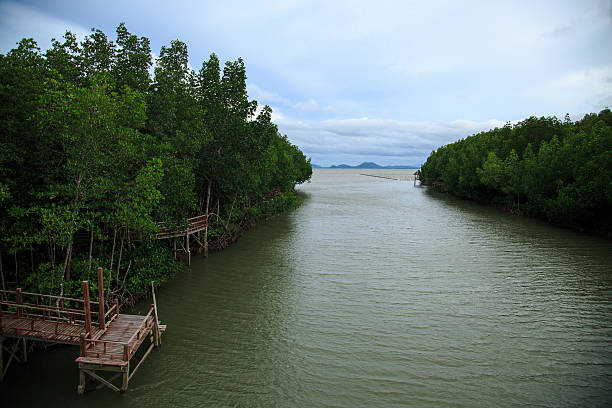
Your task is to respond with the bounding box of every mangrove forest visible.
[0,24,312,302]
[420,110,612,235]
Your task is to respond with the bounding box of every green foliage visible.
[0,24,312,298]
[421,110,612,234]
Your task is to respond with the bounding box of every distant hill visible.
[316,162,419,169]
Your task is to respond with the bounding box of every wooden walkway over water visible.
[156,214,208,264]
[0,268,164,394]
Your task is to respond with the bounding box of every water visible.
[2,169,612,407]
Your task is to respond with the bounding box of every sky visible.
[1,0,611,166]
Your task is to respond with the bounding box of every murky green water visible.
[2,169,612,407]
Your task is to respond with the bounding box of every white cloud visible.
[247,83,291,106]
[277,116,507,167]
[293,99,319,112]
[524,66,612,112]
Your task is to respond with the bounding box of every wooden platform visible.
[0,269,165,393]
[76,313,155,365]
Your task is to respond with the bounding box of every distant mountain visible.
[319,162,420,169]
[355,162,383,169]
[311,163,323,168]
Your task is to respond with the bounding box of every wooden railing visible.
[80,304,155,362]
[104,299,120,328]
[0,268,118,343]
[0,288,103,341]
[127,306,154,352]
[156,214,207,239]
[80,337,126,362]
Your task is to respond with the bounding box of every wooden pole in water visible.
[186,232,191,266]
[82,281,92,337]
[97,267,105,330]
[151,282,161,346]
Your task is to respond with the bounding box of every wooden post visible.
[78,368,86,395]
[22,338,26,362]
[123,344,129,361]
[97,267,105,330]
[151,283,161,347]
[186,232,191,266]
[79,333,86,357]
[0,299,3,331]
[82,281,92,337]
[122,364,129,392]
[16,288,23,318]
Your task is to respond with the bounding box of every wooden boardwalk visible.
[156,214,208,264]
[0,268,165,393]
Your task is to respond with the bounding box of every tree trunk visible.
[110,228,117,272]
[116,229,124,288]
[0,251,5,292]
[66,244,73,281]
[49,239,56,298]
[203,178,212,257]
[57,240,73,305]
[225,192,238,232]
[14,252,18,286]
[88,229,94,272]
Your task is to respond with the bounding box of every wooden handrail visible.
[104,302,118,319]
[0,301,98,317]
[126,306,154,346]
[0,289,99,306]
[86,338,128,346]
[156,214,208,239]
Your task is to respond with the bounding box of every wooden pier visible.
[156,214,208,264]
[0,267,165,394]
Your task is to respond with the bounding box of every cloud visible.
[524,66,612,113]
[247,83,291,106]
[2,0,610,166]
[277,116,507,167]
[293,99,319,112]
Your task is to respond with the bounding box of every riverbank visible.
[424,184,612,239]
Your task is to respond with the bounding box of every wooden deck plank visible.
[0,316,104,344]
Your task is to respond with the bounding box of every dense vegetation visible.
[420,110,612,235]
[0,24,312,301]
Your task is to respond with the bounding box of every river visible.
[2,169,612,407]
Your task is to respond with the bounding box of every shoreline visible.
[424,185,612,239]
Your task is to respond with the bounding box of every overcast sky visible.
[1,0,611,166]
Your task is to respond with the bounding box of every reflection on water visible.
[2,169,611,407]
